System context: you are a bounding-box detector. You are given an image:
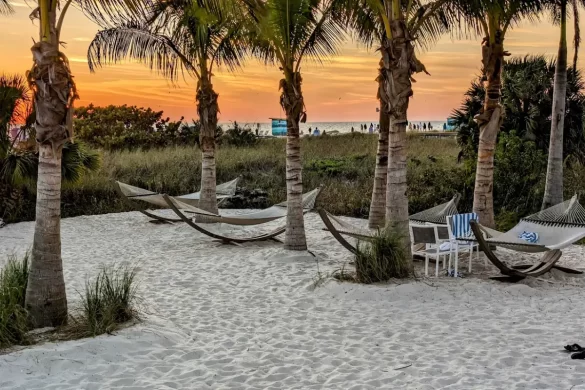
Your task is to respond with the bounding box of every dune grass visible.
[67,264,140,338]
[354,229,411,283]
[11,133,462,222]
[0,252,30,349]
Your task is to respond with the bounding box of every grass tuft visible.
[355,229,411,283]
[68,264,140,338]
[0,252,30,349]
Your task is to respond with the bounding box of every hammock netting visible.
[408,194,460,224]
[523,195,585,227]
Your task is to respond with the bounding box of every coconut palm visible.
[542,0,585,210]
[23,0,144,328]
[250,0,347,251]
[340,0,464,257]
[87,0,251,215]
[461,0,546,228]
[343,1,460,230]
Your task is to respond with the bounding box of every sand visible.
[1,210,585,389]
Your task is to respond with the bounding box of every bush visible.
[69,264,139,337]
[222,122,258,147]
[0,252,30,349]
[354,229,411,283]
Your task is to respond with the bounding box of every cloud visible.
[72,37,92,42]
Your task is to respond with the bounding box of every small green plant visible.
[70,264,139,337]
[355,229,411,283]
[0,252,30,349]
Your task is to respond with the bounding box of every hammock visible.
[115,177,240,223]
[162,186,323,244]
[468,195,585,281]
[318,194,461,254]
[471,195,585,253]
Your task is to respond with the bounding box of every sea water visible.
[220,121,449,136]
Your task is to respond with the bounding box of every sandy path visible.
[1,211,584,389]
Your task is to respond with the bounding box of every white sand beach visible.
[1,210,585,389]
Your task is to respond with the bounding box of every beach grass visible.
[11,133,464,222]
[67,264,140,338]
[0,252,30,350]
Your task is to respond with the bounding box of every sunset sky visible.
[1,1,584,123]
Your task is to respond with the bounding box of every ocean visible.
[219,121,449,136]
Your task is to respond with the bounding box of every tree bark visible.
[543,2,567,210]
[196,74,219,216]
[472,31,507,228]
[382,20,429,261]
[26,144,68,327]
[368,58,390,229]
[280,72,307,251]
[25,0,73,328]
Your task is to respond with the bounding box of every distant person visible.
[443,123,447,131]
[308,127,312,134]
[423,123,427,131]
[322,130,327,136]
[376,124,380,132]
[314,127,320,136]
[351,126,354,133]
[369,124,374,133]
[428,122,432,131]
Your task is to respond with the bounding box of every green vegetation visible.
[9,132,583,231]
[0,252,30,349]
[68,264,140,338]
[0,256,140,350]
[453,56,585,163]
[355,229,411,283]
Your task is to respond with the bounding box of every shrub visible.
[69,264,139,337]
[0,252,30,349]
[354,229,411,283]
[222,122,258,147]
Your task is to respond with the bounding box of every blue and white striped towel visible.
[518,231,539,243]
[452,213,478,239]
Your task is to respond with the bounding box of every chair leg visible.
[454,244,459,276]
[425,255,429,277]
[435,255,439,277]
[468,246,473,274]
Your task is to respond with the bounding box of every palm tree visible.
[23,0,143,328]
[462,0,545,228]
[88,0,250,215]
[344,1,458,230]
[342,0,462,256]
[250,0,346,251]
[542,0,584,209]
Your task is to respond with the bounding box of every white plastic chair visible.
[447,214,484,274]
[410,224,452,277]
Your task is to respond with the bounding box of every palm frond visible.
[0,0,13,15]
[87,23,196,81]
[61,142,101,183]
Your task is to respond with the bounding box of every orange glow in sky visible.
[1,1,584,123]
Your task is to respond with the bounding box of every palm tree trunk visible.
[196,75,219,216]
[25,0,72,328]
[26,144,67,327]
[382,21,424,261]
[543,1,568,210]
[280,72,306,251]
[472,31,507,228]
[368,59,390,229]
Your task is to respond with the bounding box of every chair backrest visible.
[410,225,439,244]
[448,213,478,239]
